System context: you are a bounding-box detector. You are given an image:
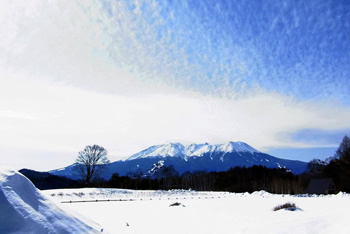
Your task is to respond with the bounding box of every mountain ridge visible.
[126,141,260,161]
[50,141,308,180]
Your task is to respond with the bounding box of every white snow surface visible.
[127,141,259,160]
[44,188,350,234]
[3,167,350,234]
[0,167,101,234]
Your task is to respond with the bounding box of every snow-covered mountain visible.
[50,141,307,180]
[127,141,259,161]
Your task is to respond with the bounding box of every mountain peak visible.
[219,141,259,153]
[126,141,259,161]
[157,142,185,157]
[127,143,186,160]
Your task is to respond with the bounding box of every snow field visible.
[2,167,349,234]
[43,188,350,234]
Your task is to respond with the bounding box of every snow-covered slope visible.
[127,141,259,160]
[127,143,186,160]
[0,167,100,234]
[218,141,259,154]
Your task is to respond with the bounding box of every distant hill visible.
[49,141,307,180]
[19,169,80,190]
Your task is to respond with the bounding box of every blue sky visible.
[99,0,350,101]
[0,0,349,170]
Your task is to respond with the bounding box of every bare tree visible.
[75,145,110,185]
[336,135,350,160]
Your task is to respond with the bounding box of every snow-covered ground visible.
[0,168,101,233]
[2,167,350,234]
[43,188,350,234]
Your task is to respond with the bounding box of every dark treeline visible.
[103,165,305,194]
[305,135,350,193]
[21,165,306,193]
[20,163,342,194]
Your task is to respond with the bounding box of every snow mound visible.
[334,191,350,197]
[0,167,100,234]
[251,190,272,197]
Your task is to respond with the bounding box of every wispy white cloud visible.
[1,75,350,170]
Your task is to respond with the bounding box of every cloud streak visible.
[288,128,350,146]
[1,76,349,169]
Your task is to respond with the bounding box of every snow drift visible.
[0,167,100,234]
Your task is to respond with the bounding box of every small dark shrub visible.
[169,202,185,207]
[273,202,297,211]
